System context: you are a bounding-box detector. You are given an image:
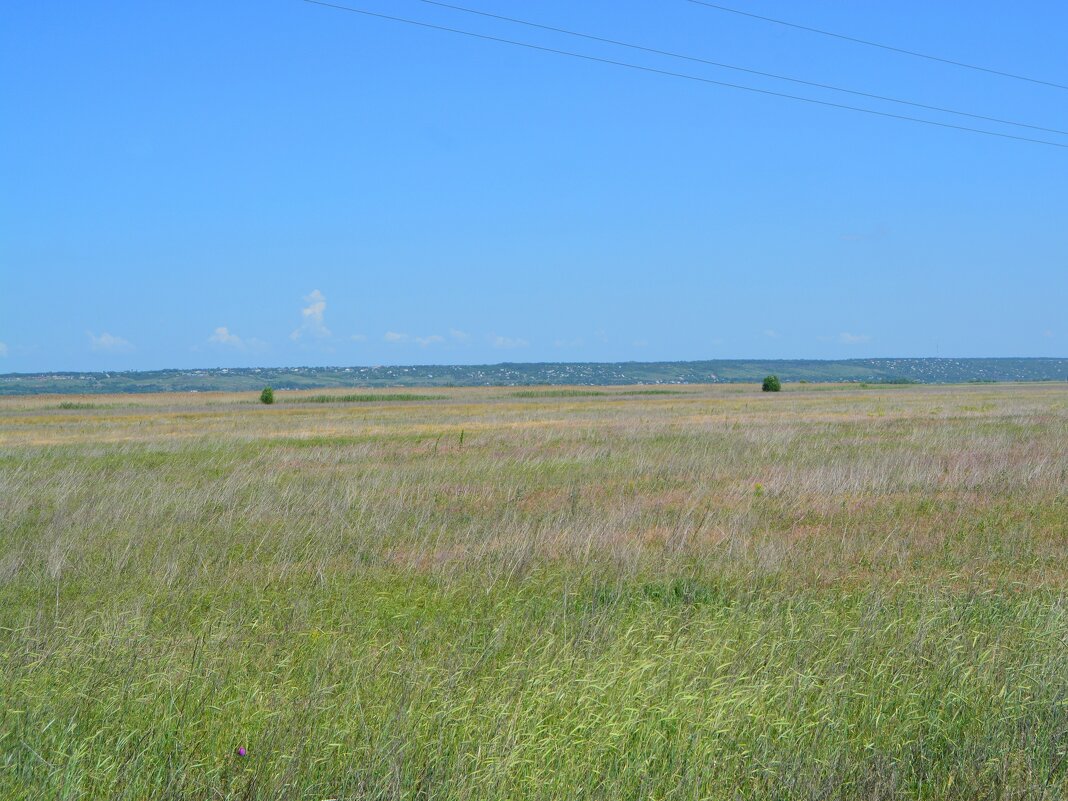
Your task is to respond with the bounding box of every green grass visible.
[1,383,1066,799]
[511,389,608,398]
[511,388,683,398]
[5,574,1065,799]
[291,393,447,404]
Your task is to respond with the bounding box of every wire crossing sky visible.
[686,0,1068,91]
[303,1,1068,150]
[1,0,1065,372]
[405,0,1068,137]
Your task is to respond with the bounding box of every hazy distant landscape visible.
[2,357,1065,395]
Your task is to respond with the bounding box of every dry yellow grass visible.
[1,382,1066,799]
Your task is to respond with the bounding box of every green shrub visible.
[762,375,782,392]
[259,386,274,405]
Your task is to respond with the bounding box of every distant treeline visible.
[1,358,1065,395]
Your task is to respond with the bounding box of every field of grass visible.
[295,393,447,404]
[1,383,1066,800]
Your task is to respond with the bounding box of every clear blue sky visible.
[2,0,1065,372]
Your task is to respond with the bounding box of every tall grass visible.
[0,383,1066,799]
[511,389,608,398]
[511,388,684,398]
[293,393,446,404]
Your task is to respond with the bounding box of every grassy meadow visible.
[1,382,1067,800]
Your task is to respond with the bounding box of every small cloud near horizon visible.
[839,332,871,345]
[290,290,330,340]
[491,334,529,349]
[208,326,265,350]
[209,327,242,348]
[0,342,7,357]
[449,329,470,343]
[88,332,133,352]
[384,332,444,347]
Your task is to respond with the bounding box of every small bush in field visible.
[762,375,781,392]
[260,387,274,405]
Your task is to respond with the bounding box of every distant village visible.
[2,358,1065,395]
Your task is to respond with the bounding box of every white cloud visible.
[553,337,584,349]
[839,332,870,345]
[1043,330,1054,338]
[0,342,7,357]
[764,329,778,338]
[208,326,243,348]
[290,289,330,340]
[351,333,368,342]
[384,332,444,347]
[633,339,649,348]
[490,334,529,349]
[449,329,471,342]
[88,332,133,352]
[207,326,265,351]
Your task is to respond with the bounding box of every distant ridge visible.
[1,358,1065,395]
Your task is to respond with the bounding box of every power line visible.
[302,0,1068,150]
[686,0,1068,92]
[413,0,1068,137]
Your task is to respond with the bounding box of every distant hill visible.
[1,358,1065,395]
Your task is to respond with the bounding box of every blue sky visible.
[2,0,1065,372]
